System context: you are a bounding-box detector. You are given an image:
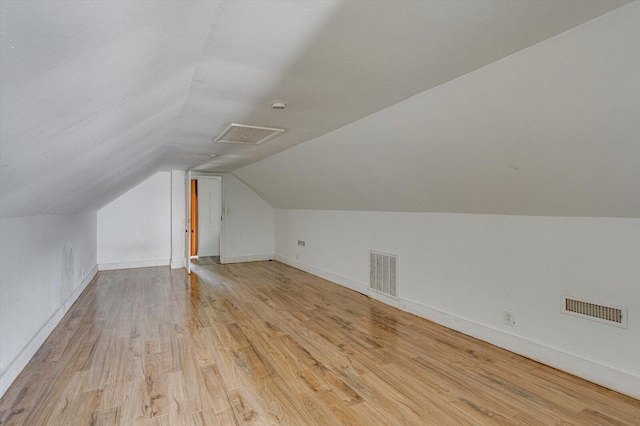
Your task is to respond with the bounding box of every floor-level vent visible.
[561,296,627,328]
[369,251,398,298]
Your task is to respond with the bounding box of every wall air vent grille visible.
[214,123,285,144]
[369,251,398,298]
[561,296,627,328]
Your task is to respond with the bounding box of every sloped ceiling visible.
[167,0,630,172]
[0,0,219,217]
[235,1,640,218]
[0,0,634,218]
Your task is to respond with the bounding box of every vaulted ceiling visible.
[1,0,637,218]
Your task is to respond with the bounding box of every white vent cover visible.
[214,123,285,144]
[561,296,627,328]
[369,251,398,298]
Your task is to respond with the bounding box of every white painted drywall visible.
[1,1,627,219]
[172,0,626,174]
[101,171,273,269]
[170,170,186,269]
[0,1,219,218]
[222,174,274,263]
[197,177,222,257]
[97,172,171,270]
[0,213,97,397]
[275,209,640,397]
[235,3,640,218]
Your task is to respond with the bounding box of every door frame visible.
[190,179,199,258]
[185,171,224,274]
[185,171,192,274]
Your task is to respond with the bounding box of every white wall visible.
[0,213,97,397]
[197,177,222,257]
[122,171,274,267]
[275,209,640,398]
[98,172,171,270]
[221,174,274,263]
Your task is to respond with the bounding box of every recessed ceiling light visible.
[210,154,218,157]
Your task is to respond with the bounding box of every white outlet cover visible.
[503,311,515,326]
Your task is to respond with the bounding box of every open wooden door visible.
[190,179,198,257]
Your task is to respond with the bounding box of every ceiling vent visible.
[214,123,285,145]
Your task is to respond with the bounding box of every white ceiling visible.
[168,0,630,173]
[0,0,219,217]
[0,0,634,217]
[235,1,640,217]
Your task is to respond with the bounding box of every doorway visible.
[188,175,222,270]
[190,179,199,257]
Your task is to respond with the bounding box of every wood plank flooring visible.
[192,256,220,266]
[1,261,638,425]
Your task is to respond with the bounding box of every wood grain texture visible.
[1,261,638,425]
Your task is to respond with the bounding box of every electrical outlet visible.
[297,240,306,247]
[296,254,299,260]
[503,311,515,327]
[81,269,85,278]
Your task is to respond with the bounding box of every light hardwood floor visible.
[1,261,638,425]
[192,256,220,267]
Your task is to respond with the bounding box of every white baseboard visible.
[170,259,185,269]
[399,298,639,399]
[274,255,368,294]
[274,255,640,399]
[275,255,402,307]
[98,259,170,271]
[368,289,401,308]
[221,254,274,264]
[0,265,98,398]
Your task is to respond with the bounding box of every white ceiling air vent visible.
[214,123,285,144]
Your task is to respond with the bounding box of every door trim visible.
[185,171,192,274]
[185,171,225,271]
